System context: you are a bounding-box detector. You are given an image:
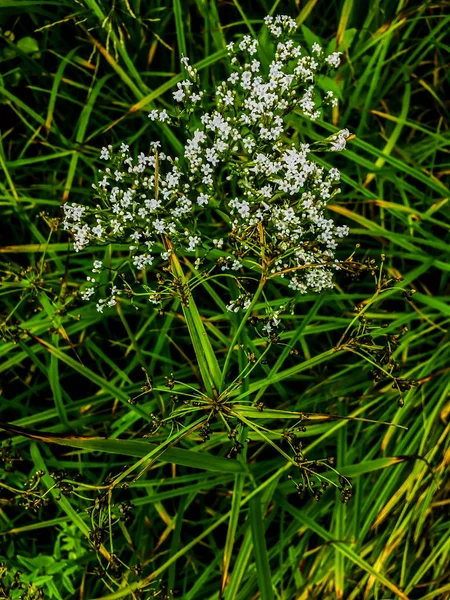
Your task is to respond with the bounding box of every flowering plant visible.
[62,15,353,499]
[64,15,350,313]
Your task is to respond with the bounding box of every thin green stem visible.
[220,277,266,393]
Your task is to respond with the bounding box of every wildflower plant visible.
[2,2,447,598]
[61,15,355,501]
[63,15,350,314]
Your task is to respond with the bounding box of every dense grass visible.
[1,1,449,599]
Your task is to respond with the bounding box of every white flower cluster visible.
[62,17,350,314]
[328,128,351,151]
[227,294,252,313]
[264,15,297,38]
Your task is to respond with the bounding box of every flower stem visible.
[220,276,266,393]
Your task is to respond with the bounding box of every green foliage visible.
[1,1,449,599]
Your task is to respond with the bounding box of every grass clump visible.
[1,1,449,599]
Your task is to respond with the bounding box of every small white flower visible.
[243,137,256,152]
[92,224,103,237]
[197,193,209,206]
[80,286,95,301]
[325,52,342,69]
[98,176,109,189]
[153,219,166,233]
[329,128,351,151]
[130,230,142,242]
[186,235,201,251]
[260,185,273,198]
[328,168,341,182]
[173,89,185,102]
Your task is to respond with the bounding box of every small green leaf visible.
[318,76,344,100]
[300,25,322,48]
[340,27,357,50]
[17,36,39,54]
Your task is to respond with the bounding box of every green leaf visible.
[221,473,245,595]
[173,0,187,59]
[16,36,39,54]
[168,250,222,395]
[300,24,322,48]
[318,75,344,100]
[249,495,275,600]
[0,421,246,474]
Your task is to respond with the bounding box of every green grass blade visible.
[0,421,245,474]
[221,473,245,596]
[276,495,409,600]
[249,494,275,600]
[173,0,187,59]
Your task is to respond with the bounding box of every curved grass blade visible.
[0,421,245,474]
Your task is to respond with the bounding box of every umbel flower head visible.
[62,14,351,313]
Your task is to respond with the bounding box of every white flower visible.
[149,108,170,123]
[243,137,256,152]
[325,52,342,69]
[325,90,339,107]
[328,168,341,182]
[173,88,185,102]
[197,193,209,206]
[186,235,201,251]
[98,176,109,189]
[130,231,142,242]
[260,185,273,198]
[80,286,96,301]
[329,128,351,151]
[92,224,103,238]
[133,254,153,269]
[100,147,110,160]
[153,219,166,233]
[262,312,281,334]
